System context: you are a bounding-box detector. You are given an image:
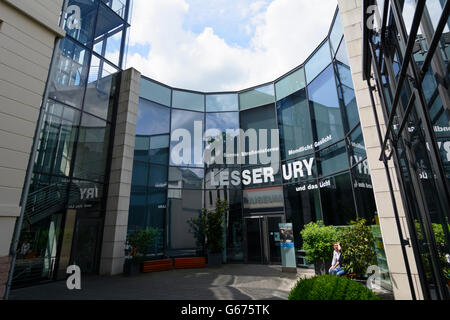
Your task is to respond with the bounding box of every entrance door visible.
[267,216,282,264]
[71,219,102,273]
[244,215,284,264]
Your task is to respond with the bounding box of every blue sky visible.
[125,0,338,92]
[181,0,271,48]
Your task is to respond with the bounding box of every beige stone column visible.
[337,0,423,300]
[0,0,64,299]
[100,68,140,275]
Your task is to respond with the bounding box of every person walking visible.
[329,242,345,276]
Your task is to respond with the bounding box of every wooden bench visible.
[173,257,206,270]
[141,259,173,273]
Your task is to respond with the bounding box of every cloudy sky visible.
[125,0,338,92]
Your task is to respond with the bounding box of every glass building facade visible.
[129,9,386,276]
[11,0,131,287]
[363,0,449,299]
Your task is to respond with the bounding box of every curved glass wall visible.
[130,8,382,267]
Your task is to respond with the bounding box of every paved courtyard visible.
[10,264,316,300]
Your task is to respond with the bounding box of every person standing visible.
[329,242,345,276]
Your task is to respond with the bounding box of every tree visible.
[338,219,377,277]
[189,198,228,255]
[301,221,338,274]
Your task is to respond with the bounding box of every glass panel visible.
[63,0,98,46]
[330,12,344,54]
[239,84,275,110]
[140,78,172,107]
[94,27,123,66]
[241,164,283,189]
[170,109,204,167]
[172,90,205,112]
[206,94,239,112]
[48,37,90,109]
[305,41,332,83]
[335,62,359,133]
[319,172,357,226]
[352,167,376,223]
[73,114,111,182]
[205,167,241,189]
[148,164,168,188]
[348,125,367,166]
[84,56,119,121]
[34,101,80,177]
[245,218,263,263]
[243,186,284,215]
[275,67,306,101]
[14,213,63,286]
[128,185,145,233]
[102,0,127,19]
[240,104,278,165]
[277,88,313,160]
[167,189,203,250]
[134,136,150,162]
[401,0,419,36]
[131,161,148,186]
[282,155,317,184]
[308,65,345,149]
[149,135,170,165]
[128,187,166,252]
[205,112,240,166]
[316,140,349,177]
[136,98,170,135]
[72,219,100,272]
[93,2,125,63]
[268,216,282,263]
[225,190,244,262]
[285,182,321,248]
[335,38,350,66]
[168,167,204,189]
[425,0,450,33]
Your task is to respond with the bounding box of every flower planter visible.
[123,260,141,276]
[207,253,222,267]
[314,259,331,275]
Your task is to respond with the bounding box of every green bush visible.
[338,219,376,277]
[414,221,450,280]
[288,275,380,300]
[127,227,160,261]
[301,221,338,262]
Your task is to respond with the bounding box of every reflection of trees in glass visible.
[414,220,450,280]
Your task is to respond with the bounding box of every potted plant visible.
[205,199,227,267]
[124,227,159,276]
[188,209,208,257]
[338,219,377,280]
[189,199,227,267]
[301,221,338,275]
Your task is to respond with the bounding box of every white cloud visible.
[126,0,338,92]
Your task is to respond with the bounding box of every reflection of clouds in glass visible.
[136,99,170,135]
[206,112,239,138]
[170,109,204,167]
[426,0,449,32]
[206,94,238,112]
